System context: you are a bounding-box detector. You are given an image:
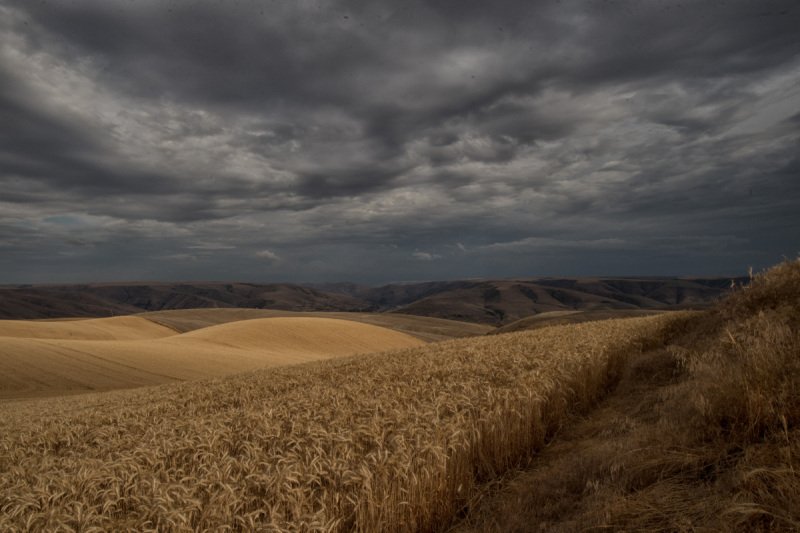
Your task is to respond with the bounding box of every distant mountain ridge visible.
[0,283,368,321]
[0,276,746,324]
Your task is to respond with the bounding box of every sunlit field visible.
[0,314,674,530]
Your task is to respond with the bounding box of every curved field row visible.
[0,317,423,399]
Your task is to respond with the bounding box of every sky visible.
[1,0,798,284]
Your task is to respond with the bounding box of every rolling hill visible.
[0,276,742,324]
[380,277,740,324]
[0,317,423,399]
[0,315,175,340]
[140,308,493,341]
[491,309,668,334]
[0,282,368,320]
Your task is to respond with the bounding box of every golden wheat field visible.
[0,317,424,399]
[0,310,677,531]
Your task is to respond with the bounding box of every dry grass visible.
[493,308,669,334]
[676,259,800,531]
[453,258,800,532]
[0,312,678,531]
[0,317,423,399]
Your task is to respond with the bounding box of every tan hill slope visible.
[0,315,175,340]
[141,308,493,341]
[0,317,423,399]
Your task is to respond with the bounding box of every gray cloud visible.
[0,0,798,283]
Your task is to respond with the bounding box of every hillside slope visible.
[0,282,368,319]
[0,316,175,340]
[141,308,493,341]
[0,317,423,398]
[389,277,738,324]
[455,260,800,531]
[0,276,740,323]
[492,309,667,334]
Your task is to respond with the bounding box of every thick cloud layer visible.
[1,0,798,283]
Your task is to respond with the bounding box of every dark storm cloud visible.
[0,0,798,283]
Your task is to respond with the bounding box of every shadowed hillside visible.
[492,309,668,334]
[383,277,742,324]
[0,276,741,324]
[0,282,368,319]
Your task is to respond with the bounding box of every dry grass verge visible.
[453,258,800,531]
